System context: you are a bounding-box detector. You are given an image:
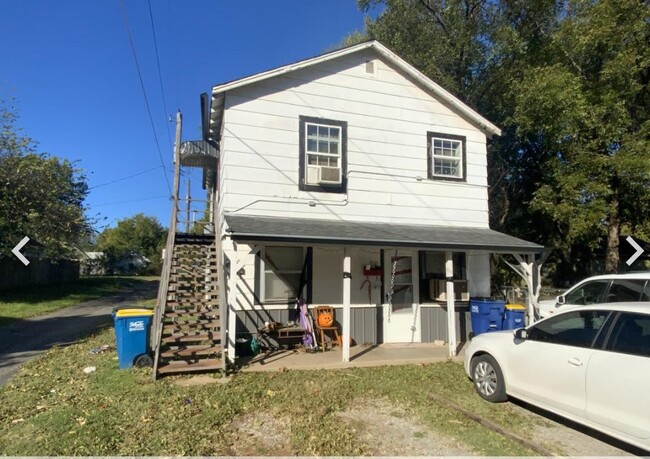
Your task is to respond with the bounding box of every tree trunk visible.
[605,195,620,273]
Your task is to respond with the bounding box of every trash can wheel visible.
[133,354,154,368]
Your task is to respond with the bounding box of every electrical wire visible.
[119,0,172,196]
[93,194,170,207]
[147,0,173,149]
[89,166,163,190]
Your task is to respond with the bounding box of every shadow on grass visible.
[0,277,158,305]
[0,282,158,384]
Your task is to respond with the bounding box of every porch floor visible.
[239,342,466,372]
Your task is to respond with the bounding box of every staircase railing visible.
[152,112,182,379]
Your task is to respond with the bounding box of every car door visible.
[507,310,609,418]
[586,312,650,440]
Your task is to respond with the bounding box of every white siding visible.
[219,48,490,227]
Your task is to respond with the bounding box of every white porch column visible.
[226,245,260,364]
[445,251,457,358]
[227,254,238,364]
[342,249,351,363]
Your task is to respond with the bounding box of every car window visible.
[564,280,609,305]
[606,313,650,358]
[642,281,650,301]
[605,279,646,302]
[528,310,609,348]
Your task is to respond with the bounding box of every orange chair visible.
[312,305,340,352]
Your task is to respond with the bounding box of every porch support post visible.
[445,251,457,358]
[227,245,260,364]
[227,251,238,364]
[342,249,351,363]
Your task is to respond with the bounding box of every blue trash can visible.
[503,304,526,330]
[112,308,154,369]
[470,298,506,336]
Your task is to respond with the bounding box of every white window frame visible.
[259,246,306,303]
[427,132,466,181]
[304,122,343,185]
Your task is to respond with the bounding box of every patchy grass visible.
[134,297,157,308]
[0,327,551,456]
[0,276,159,326]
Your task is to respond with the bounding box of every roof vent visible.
[365,60,375,75]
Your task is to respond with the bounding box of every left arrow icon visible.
[12,236,30,266]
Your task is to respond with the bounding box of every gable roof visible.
[207,40,501,142]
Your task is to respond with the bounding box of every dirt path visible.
[0,282,158,386]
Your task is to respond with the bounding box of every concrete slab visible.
[239,342,466,372]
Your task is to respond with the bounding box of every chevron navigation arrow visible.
[11,236,30,266]
[625,236,644,266]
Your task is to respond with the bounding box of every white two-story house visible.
[204,41,543,362]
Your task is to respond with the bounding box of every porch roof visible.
[224,214,544,254]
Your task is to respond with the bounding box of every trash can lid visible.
[114,308,154,317]
[505,304,526,310]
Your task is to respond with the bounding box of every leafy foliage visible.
[355,0,650,282]
[96,213,166,275]
[0,103,91,259]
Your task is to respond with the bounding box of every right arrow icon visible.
[625,236,644,266]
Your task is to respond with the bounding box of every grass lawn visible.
[0,276,159,327]
[0,327,552,456]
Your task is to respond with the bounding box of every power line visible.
[89,166,163,190]
[119,0,172,196]
[93,194,170,208]
[147,0,173,149]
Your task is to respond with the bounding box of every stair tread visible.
[160,345,222,358]
[163,321,221,332]
[157,358,222,375]
[161,332,217,343]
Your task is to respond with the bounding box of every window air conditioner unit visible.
[429,279,469,301]
[306,165,341,185]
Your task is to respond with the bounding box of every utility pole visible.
[186,178,191,233]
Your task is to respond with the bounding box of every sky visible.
[0,0,376,233]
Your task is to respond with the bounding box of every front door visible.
[383,250,420,343]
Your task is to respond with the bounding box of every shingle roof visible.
[224,214,543,254]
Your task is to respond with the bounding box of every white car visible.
[465,303,650,452]
[538,273,650,319]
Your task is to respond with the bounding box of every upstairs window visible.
[427,132,466,181]
[299,116,347,193]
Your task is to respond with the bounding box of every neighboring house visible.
[79,251,105,276]
[79,251,150,275]
[202,40,544,361]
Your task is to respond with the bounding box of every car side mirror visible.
[556,295,566,305]
[514,328,528,340]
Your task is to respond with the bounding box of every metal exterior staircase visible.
[151,112,224,378]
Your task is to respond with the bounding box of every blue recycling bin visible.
[503,304,526,330]
[470,298,506,336]
[112,308,154,369]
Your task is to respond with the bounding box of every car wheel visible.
[471,354,507,403]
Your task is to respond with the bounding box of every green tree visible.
[507,0,650,274]
[354,0,650,281]
[0,103,91,258]
[96,213,166,274]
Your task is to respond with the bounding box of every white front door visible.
[383,250,420,343]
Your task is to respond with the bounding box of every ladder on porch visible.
[151,112,225,378]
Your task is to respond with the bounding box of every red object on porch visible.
[313,305,341,352]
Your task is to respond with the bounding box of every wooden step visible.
[157,358,223,375]
[161,331,216,343]
[163,309,214,317]
[159,345,222,358]
[163,320,221,332]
